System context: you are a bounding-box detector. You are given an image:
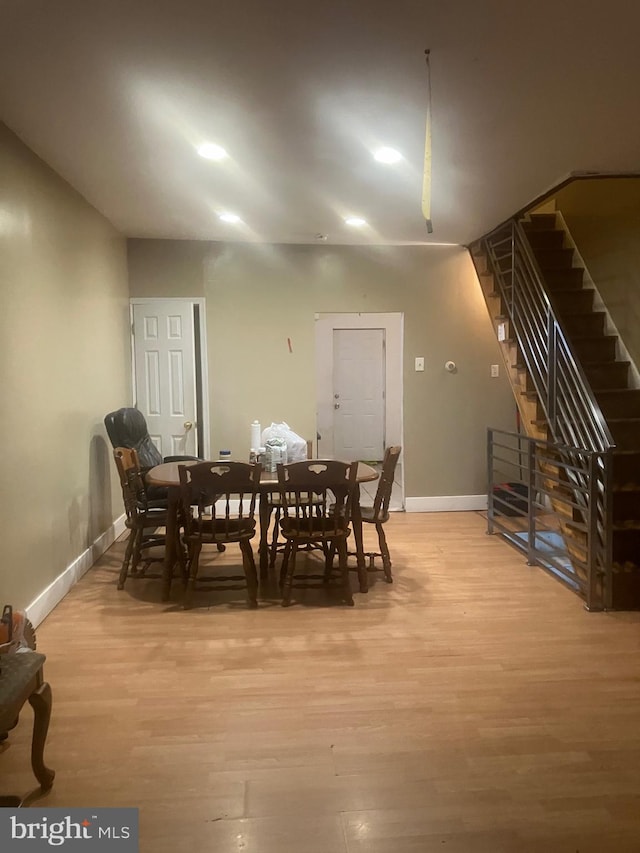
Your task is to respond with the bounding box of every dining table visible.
[145,459,379,601]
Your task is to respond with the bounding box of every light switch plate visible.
[415,357,425,372]
[491,364,500,378]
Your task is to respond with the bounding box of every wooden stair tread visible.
[582,360,629,367]
[566,519,640,533]
[569,334,617,341]
[594,388,640,395]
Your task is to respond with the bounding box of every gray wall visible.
[0,123,131,608]
[128,239,515,498]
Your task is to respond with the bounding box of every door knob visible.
[184,420,193,430]
[334,403,340,410]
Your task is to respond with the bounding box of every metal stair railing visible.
[482,218,614,609]
[487,428,610,610]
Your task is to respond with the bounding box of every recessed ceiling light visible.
[373,147,402,164]
[344,216,367,227]
[198,143,228,160]
[219,212,242,224]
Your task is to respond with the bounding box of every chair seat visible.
[0,652,46,731]
[125,507,168,530]
[266,492,324,569]
[280,518,350,540]
[190,517,256,541]
[359,506,390,525]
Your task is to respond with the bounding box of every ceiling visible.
[2,0,640,246]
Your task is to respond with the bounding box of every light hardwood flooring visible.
[3,512,640,852]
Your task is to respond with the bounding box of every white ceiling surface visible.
[1,1,640,246]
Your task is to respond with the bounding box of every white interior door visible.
[132,300,198,457]
[333,328,385,461]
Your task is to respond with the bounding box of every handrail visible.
[482,218,615,453]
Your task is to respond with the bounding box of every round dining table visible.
[145,460,379,600]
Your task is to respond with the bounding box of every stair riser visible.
[611,572,640,610]
[613,492,640,524]
[523,214,557,230]
[613,454,640,486]
[526,230,565,250]
[533,248,575,270]
[572,338,617,362]
[553,290,594,314]
[597,392,640,419]
[583,363,629,389]
[518,371,536,394]
[607,422,640,451]
[562,314,606,337]
[544,269,585,289]
[612,529,640,566]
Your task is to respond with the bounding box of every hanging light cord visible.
[422,48,433,234]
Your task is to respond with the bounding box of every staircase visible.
[472,213,640,609]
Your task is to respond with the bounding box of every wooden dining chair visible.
[353,445,401,583]
[276,460,358,606]
[267,439,315,568]
[178,461,262,609]
[113,447,168,589]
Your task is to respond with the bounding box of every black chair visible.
[104,407,199,501]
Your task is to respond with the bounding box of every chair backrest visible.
[371,445,402,520]
[276,460,358,537]
[113,447,148,520]
[105,408,163,469]
[179,461,262,541]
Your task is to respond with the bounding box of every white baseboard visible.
[405,495,488,512]
[26,514,127,628]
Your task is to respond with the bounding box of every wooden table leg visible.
[258,491,271,582]
[28,680,55,791]
[162,486,180,602]
[352,485,368,593]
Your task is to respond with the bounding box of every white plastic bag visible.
[261,422,308,462]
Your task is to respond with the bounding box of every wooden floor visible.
[3,512,640,852]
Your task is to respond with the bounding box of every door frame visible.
[315,312,404,502]
[129,297,211,460]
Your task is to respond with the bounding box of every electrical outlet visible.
[491,364,500,378]
[415,357,425,372]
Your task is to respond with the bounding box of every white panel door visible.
[132,301,198,457]
[333,328,385,461]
